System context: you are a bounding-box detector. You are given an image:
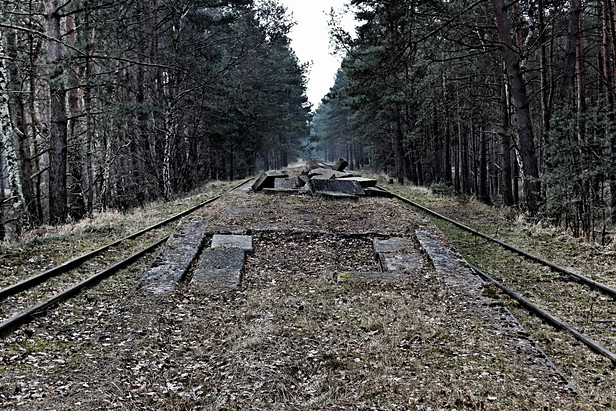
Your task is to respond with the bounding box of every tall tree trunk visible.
[538,0,551,174]
[66,13,86,220]
[561,0,583,104]
[394,105,406,184]
[604,0,616,223]
[492,0,541,214]
[27,34,43,222]
[500,73,514,206]
[0,36,27,234]
[6,31,36,225]
[576,10,585,143]
[0,147,5,241]
[46,0,68,224]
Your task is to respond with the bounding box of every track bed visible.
[0,185,585,409]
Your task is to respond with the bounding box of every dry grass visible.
[383,182,616,408]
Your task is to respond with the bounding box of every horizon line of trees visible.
[313,0,616,240]
[0,0,311,240]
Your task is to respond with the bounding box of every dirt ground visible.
[0,183,589,409]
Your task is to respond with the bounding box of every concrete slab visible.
[274,178,298,189]
[192,268,242,289]
[308,168,336,179]
[198,248,246,270]
[309,179,365,196]
[141,217,208,294]
[415,229,482,288]
[252,170,288,192]
[192,246,247,291]
[297,175,310,187]
[339,177,377,188]
[374,237,425,273]
[373,237,414,253]
[332,157,349,172]
[211,234,253,252]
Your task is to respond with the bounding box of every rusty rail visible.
[379,187,616,300]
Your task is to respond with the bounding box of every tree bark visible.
[0,36,27,234]
[561,0,583,104]
[479,125,491,204]
[394,105,406,184]
[500,72,514,206]
[491,0,541,214]
[45,0,68,224]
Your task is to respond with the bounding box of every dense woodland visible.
[0,0,310,238]
[313,0,616,240]
[3,0,616,243]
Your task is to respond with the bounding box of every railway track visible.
[0,176,612,408]
[381,186,616,367]
[0,180,250,338]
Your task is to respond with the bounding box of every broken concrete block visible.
[211,234,253,252]
[333,157,349,172]
[309,179,365,196]
[338,176,377,188]
[252,170,288,192]
[297,175,310,187]
[274,178,298,189]
[308,167,335,179]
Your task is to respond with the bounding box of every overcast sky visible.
[277,0,355,109]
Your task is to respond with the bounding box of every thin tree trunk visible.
[27,34,43,222]
[492,0,541,214]
[479,125,491,204]
[394,105,406,184]
[0,36,26,234]
[442,61,452,185]
[46,0,68,224]
[0,147,5,241]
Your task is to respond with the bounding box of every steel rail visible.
[0,179,250,301]
[468,263,616,366]
[0,236,168,338]
[379,187,616,299]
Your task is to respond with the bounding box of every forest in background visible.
[313,0,616,241]
[0,0,310,239]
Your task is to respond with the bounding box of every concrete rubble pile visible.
[251,158,392,199]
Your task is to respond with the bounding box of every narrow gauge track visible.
[380,186,616,366]
[0,180,250,337]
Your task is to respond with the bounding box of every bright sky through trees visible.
[278,0,354,108]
